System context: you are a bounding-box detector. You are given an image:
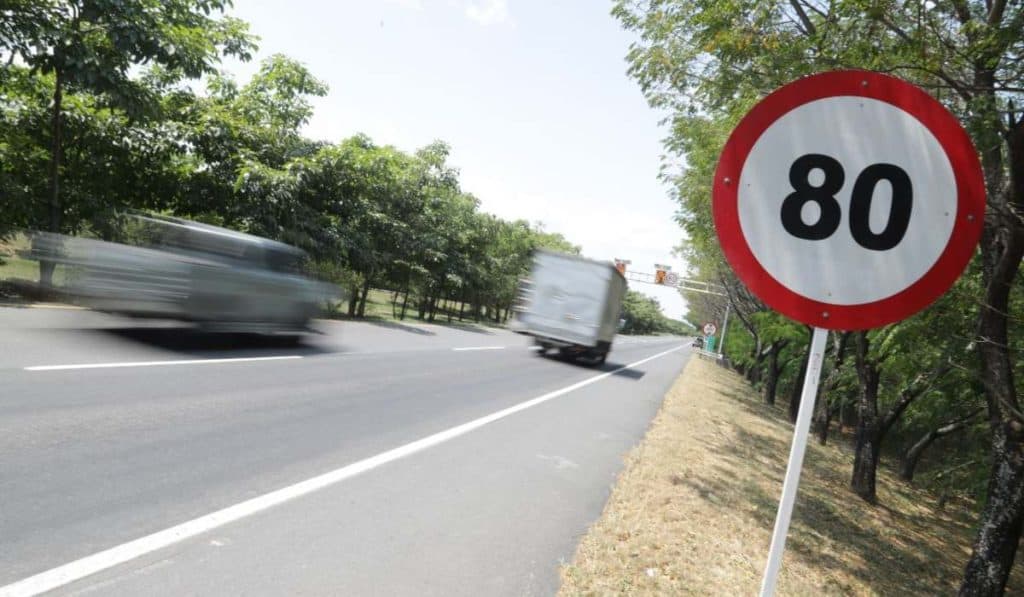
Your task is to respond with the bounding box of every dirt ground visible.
[559,356,1021,596]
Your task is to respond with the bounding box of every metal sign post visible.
[759,326,827,596]
[717,303,730,356]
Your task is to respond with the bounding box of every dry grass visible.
[560,357,1022,596]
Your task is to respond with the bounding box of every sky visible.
[220,0,689,319]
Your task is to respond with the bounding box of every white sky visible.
[220,0,689,319]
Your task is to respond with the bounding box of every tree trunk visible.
[852,331,881,504]
[41,68,64,286]
[815,397,831,446]
[458,299,466,321]
[817,402,837,446]
[428,295,439,322]
[961,422,1024,596]
[763,341,785,406]
[347,284,360,317]
[417,293,428,319]
[851,426,881,504]
[815,333,851,445]
[356,277,372,317]
[788,336,811,422]
[747,337,764,386]
[899,411,980,482]
[765,342,786,405]
[400,289,410,320]
[960,105,1024,597]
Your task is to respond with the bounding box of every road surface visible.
[0,307,691,596]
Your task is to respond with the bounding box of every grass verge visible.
[318,289,507,333]
[559,356,1021,595]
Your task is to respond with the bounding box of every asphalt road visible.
[0,307,691,596]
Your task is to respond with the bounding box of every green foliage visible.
[0,20,587,322]
[2,0,256,104]
[621,290,690,335]
[613,0,1024,523]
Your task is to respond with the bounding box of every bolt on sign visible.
[711,70,985,597]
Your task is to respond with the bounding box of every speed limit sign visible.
[703,322,717,336]
[713,70,985,330]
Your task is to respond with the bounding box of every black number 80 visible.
[780,154,913,251]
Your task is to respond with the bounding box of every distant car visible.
[692,336,704,349]
[40,214,335,335]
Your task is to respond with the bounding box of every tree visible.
[613,0,1024,591]
[900,408,984,483]
[622,290,688,335]
[0,0,255,284]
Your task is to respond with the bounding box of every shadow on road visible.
[362,319,437,336]
[539,353,647,380]
[609,366,646,380]
[438,321,497,335]
[92,327,337,358]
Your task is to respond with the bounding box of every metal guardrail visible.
[693,348,724,360]
[622,270,726,296]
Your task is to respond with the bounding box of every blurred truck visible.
[510,250,627,365]
[32,214,335,336]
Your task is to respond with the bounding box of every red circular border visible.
[712,70,985,330]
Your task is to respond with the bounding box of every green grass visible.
[324,288,505,331]
[0,234,73,288]
[0,255,72,289]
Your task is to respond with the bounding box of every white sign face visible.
[703,323,717,336]
[737,96,957,306]
[665,272,680,286]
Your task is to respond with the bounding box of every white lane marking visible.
[452,346,505,352]
[24,356,303,372]
[0,344,685,597]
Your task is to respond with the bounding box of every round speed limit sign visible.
[713,70,985,330]
[703,323,717,336]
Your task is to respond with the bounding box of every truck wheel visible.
[593,351,607,366]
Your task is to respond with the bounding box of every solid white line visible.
[24,356,303,372]
[0,344,685,597]
[451,346,505,352]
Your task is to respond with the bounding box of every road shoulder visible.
[559,357,1008,595]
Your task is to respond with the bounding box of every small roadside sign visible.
[702,322,717,336]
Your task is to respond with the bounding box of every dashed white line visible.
[451,346,505,352]
[0,344,685,597]
[24,355,303,372]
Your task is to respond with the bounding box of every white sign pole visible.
[759,326,828,597]
[717,303,731,356]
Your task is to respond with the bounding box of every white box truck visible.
[511,250,627,365]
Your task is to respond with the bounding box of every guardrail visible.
[693,348,723,361]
